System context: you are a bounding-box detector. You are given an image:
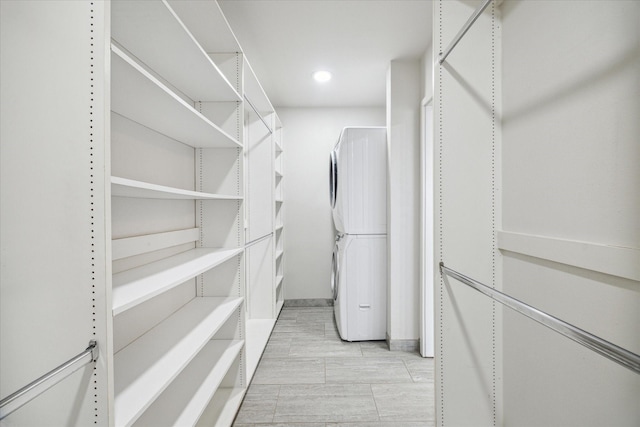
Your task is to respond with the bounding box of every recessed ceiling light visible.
[313,70,332,83]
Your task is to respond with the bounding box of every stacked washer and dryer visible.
[329,127,387,342]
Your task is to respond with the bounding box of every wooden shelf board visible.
[111,44,241,149]
[133,340,244,427]
[113,248,243,315]
[111,176,242,201]
[114,297,243,427]
[111,0,240,103]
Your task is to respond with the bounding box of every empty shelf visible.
[113,248,243,315]
[276,275,284,290]
[196,387,246,427]
[133,340,244,427]
[114,297,243,427]
[276,250,284,260]
[111,176,242,200]
[111,0,240,103]
[111,44,240,149]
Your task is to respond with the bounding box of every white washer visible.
[330,127,387,235]
[332,233,387,341]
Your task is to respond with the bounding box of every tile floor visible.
[233,306,435,426]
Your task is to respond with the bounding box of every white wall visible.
[278,107,385,300]
[386,60,421,347]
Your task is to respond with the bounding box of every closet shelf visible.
[133,340,244,426]
[196,388,246,427]
[275,225,284,232]
[167,0,242,54]
[276,275,284,290]
[114,297,243,427]
[275,170,283,178]
[111,0,240,103]
[111,44,241,149]
[275,198,284,203]
[111,176,243,201]
[113,248,243,315]
[276,250,284,260]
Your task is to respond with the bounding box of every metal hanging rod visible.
[244,94,273,134]
[439,263,640,375]
[439,0,493,64]
[0,341,99,420]
[245,232,274,248]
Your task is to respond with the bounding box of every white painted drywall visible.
[278,107,385,300]
[386,60,421,345]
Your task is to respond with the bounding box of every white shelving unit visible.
[112,248,243,315]
[113,297,243,426]
[274,117,285,313]
[112,177,243,200]
[0,2,283,425]
[109,1,282,425]
[242,57,281,381]
[110,0,241,103]
[132,340,244,426]
[111,45,240,149]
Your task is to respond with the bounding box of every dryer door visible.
[329,150,338,209]
[331,240,339,301]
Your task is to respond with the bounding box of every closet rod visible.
[245,232,274,248]
[439,0,492,64]
[0,341,99,419]
[439,263,640,375]
[244,94,273,134]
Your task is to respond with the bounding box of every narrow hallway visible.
[233,306,435,426]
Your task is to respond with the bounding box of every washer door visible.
[331,241,339,301]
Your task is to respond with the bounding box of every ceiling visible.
[218,0,433,108]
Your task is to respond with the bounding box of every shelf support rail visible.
[439,263,640,375]
[0,340,99,420]
[438,0,492,64]
[244,94,273,134]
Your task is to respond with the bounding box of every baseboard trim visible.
[283,298,334,307]
[386,334,419,352]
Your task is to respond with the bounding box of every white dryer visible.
[332,233,387,341]
[330,127,387,235]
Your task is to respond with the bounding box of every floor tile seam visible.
[368,383,383,422]
[268,384,281,423]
